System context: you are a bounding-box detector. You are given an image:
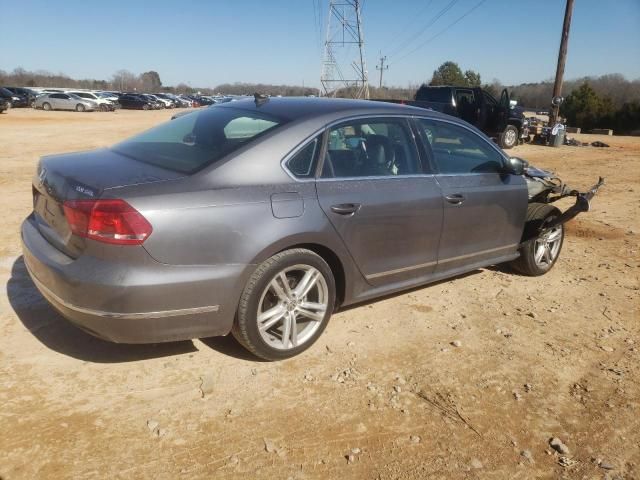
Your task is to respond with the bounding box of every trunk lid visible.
[32,148,184,257]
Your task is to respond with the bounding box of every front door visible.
[315,117,443,286]
[415,118,528,274]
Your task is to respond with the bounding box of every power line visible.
[384,0,434,53]
[312,0,321,54]
[393,0,488,65]
[387,0,460,59]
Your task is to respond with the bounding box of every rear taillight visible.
[63,199,152,245]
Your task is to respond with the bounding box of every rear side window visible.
[112,107,286,174]
[417,119,504,174]
[321,118,420,178]
[286,137,319,178]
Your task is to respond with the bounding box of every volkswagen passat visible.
[21,97,601,360]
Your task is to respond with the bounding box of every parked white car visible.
[67,91,116,111]
[34,93,97,112]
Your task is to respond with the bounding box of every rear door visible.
[58,94,72,110]
[454,88,478,125]
[315,116,443,286]
[415,118,527,274]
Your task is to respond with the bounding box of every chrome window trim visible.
[280,113,425,182]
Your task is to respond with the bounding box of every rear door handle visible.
[330,203,361,215]
[444,194,465,205]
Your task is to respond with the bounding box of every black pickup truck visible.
[378,85,529,149]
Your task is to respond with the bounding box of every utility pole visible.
[548,0,575,126]
[376,54,388,88]
[320,0,369,99]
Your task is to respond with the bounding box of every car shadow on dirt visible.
[6,256,198,363]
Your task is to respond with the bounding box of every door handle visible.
[444,194,465,205]
[330,203,361,215]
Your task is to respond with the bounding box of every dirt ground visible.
[1,108,638,480]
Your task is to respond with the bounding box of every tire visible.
[42,102,52,111]
[142,104,150,111]
[510,203,564,276]
[76,104,85,112]
[499,125,519,149]
[232,248,336,361]
[100,104,108,112]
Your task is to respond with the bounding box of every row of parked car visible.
[0,86,237,113]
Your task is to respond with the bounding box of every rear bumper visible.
[21,215,250,343]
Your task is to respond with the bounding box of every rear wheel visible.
[499,125,519,149]
[510,203,564,276]
[76,104,85,112]
[42,102,52,111]
[142,104,150,110]
[232,249,335,361]
[100,104,109,112]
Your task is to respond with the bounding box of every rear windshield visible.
[111,107,285,173]
[415,88,453,103]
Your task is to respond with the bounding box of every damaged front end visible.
[523,163,605,236]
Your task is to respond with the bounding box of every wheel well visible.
[283,243,345,308]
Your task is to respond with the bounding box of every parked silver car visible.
[34,92,97,112]
[21,97,602,360]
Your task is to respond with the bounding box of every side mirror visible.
[506,157,528,175]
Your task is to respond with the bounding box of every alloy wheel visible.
[257,264,329,350]
[534,225,563,268]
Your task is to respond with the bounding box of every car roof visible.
[214,96,452,122]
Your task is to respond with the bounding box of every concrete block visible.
[565,127,581,134]
[591,129,613,135]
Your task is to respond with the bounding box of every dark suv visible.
[379,86,529,149]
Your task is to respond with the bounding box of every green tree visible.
[428,61,482,88]
[464,69,481,87]
[429,61,467,86]
[561,82,614,130]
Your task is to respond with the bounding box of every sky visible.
[1,0,639,89]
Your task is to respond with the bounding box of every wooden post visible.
[549,0,575,126]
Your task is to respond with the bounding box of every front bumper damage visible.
[523,165,605,239]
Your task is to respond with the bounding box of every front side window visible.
[321,118,419,178]
[112,107,286,173]
[286,137,319,178]
[417,119,504,174]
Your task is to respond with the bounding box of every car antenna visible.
[254,92,269,106]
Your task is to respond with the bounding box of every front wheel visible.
[42,102,52,111]
[510,203,564,276]
[76,103,85,112]
[232,249,336,361]
[499,125,519,149]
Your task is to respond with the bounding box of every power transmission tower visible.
[320,0,369,99]
[376,54,388,88]
[549,0,575,126]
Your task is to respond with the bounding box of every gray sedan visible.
[21,97,600,360]
[34,92,97,112]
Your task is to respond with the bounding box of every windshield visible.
[111,107,286,174]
